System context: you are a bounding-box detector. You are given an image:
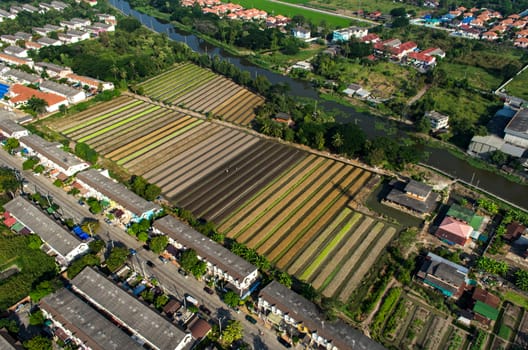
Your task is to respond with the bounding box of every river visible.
[109,0,528,210]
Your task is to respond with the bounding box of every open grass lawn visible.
[504,68,528,100]
[258,45,324,68]
[498,324,512,340]
[504,290,528,309]
[227,0,354,27]
[0,232,57,310]
[439,62,503,91]
[280,0,421,14]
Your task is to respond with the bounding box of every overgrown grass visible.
[439,62,503,91]
[504,67,528,100]
[504,290,528,309]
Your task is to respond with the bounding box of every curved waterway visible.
[109,0,528,210]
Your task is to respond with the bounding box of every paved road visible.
[0,149,284,349]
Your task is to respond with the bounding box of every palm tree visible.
[331,132,344,153]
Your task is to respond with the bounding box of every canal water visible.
[109,0,528,209]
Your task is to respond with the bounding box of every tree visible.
[24,336,52,350]
[149,235,168,254]
[221,320,243,345]
[138,231,149,242]
[275,270,293,288]
[75,142,98,164]
[223,290,240,308]
[515,269,528,292]
[390,7,407,17]
[154,294,170,309]
[29,310,45,326]
[180,249,207,278]
[392,17,410,28]
[30,279,62,302]
[89,239,105,254]
[26,97,48,115]
[144,183,161,201]
[3,138,19,153]
[105,247,129,272]
[489,150,508,166]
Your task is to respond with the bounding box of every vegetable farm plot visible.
[139,63,264,126]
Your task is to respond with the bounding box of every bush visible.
[371,288,401,335]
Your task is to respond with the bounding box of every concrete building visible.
[332,26,368,42]
[40,80,86,104]
[3,46,28,58]
[19,134,89,176]
[504,109,528,148]
[34,62,73,78]
[425,110,449,130]
[76,169,161,222]
[8,84,67,113]
[153,215,259,296]
[71,267,193,350]
[3,68,41,85]
[383,179,439,217]
[291,27,311,39]
[40,288,144,350]
[416,252,468,298]
[0,114,30,139]
[258,281,385,350]
[66,73,114,91]
[3,197,89,266]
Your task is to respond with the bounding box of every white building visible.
[425,110,449,130]
[35,62,73,78]
[332,26,368,42]
[3,46,28,58]
[40,80,86,104]
[4,197,89,267]
[19,134,89,176]
[66,73,114,91]
[292,27,311,40]
[153,215,259,296]
[76,169,162,222]
[0,113,30,139]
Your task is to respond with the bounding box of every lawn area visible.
[0,232,57,310]
[504,68,528,100]
[498,325,512,340]
[439,62,503,91]
[504,290,528,309]
[282,0,422,14]
[227,0,354,27]
[256,45,324,69]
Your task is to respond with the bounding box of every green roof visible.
[447,204,484,230]
[473,300,499,320]
[11,222,24,232]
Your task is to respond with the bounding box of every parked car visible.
[245,315,257,324]
[146,260,155,267]
[178,268,188,278]
[199,305,211,316]
[277,337,292,348]
[203,286,214,295]
[159,256,168,264]
[128,248,137,256]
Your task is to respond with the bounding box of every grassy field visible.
[504,290,528,309]
[227,0,354,27]
[439,62,503,92]
[504,68,528,100]
[280,0,421,14]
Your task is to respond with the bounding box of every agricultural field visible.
[138,63,265,126]
[504,68,528,100]
[47,95,397,298]
[279,0,422,15]
[373,290,470,350]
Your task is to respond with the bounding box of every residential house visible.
[188,318,212,340]
[447,203,486,232]
[426,110,449,130]
[3,197,89,266]
[36,37,62,47]
[21,4,38,13]
[515,37,528,48]
[342,83,370,99]
[59,20,84,30]
[290,61,312,71]
[0,53,33,68]
[482,31,499,40]
[3,46,28,58]
[273,112,294,127]
[416,252,468,298]
[57,33,79,44]
[468,134,526,159]
[0,331,18,350]
[332,26,368,42]
[153,215,259,296]
[14,32,32,41]
[66,73,114,91]
[34,62,73,78]
[373,38,401,56]
[390,41,417,60]
[407,52,436,66]
[0,35,19,45]
[360,33,380,43]
[504,109,528,148]
[0,9,16,21]
[292,27,311,40]
[38,3,54,13]
[75,169,162,222]
[3,69,41,85]
[383,179,440,217]
[67,30,90,41]
[50,1,69,11]
[421,47,446,58]
[98,14,117,25]
[504,222,526,242]
[0,114,30,139]
[40,288,144,350]
[39,80,86,104]
[8,84,67,112]
[32,27,53,36]
[25,41,43,51]
[71,267,193,350]
[471,287,500,325]
[44,24,62,32]
[258,281,386,350]
[9,6,22,15]
[87,22,115,35]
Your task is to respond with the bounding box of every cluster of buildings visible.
[181,0,290,27]
[0,1,68,19]
[371,38,446,68]
[418,6,528,46]
[468,108,528,169]
[417,252,501,326]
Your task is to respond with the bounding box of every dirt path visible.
[407,84,431,106]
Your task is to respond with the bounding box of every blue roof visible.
[495,107,516,119]
[462,17,473,23]
[519,9,528,17]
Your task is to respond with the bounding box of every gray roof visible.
[71,268,191,350]
[20,134,87,171]
[154,215,257,284]
[40,80,81,98]
[426,110,449,121]
[420,252,468,292]
[41,288,144,350]
[385,182,439,214]
[37,37,61,45]
[4,46,26,55]
[259,281,386,350]
[0,10,12,18]
[5,68,40,83]
[35,62,71,73]
[404,180,432,198]
[4,197,82,257]
[14,32,32,40]
[76,169,160,216]
[505,109,528,134]
[44,24,61,31]
[68,30,88,36]
[0,332,16,350]
[0,115,27,135]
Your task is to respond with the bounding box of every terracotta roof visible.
[438,216,473,239]
[9,84,67,107]
[472,287,500,308]
[0,52,30,65]
[408,52,435,63]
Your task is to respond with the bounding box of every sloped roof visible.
[447,204,483,230]
[0,116,27,135]
[9,84,66,107]
[19,134,87,171]
[438,217,473,239]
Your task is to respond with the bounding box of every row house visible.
[75,169,162,223]
[21,4,38,13]
[98,13,117,25]
[2,68,41,85]
[40,80,86,104]
[3,46,27,58]
[41,288,144,350]
[66,73,115,91]
[258,281,385,350]
[4,197,89,267]
[0,35,19,45]
[71,267,193,350]
[85,22,115,35]
[59,20,84,30]
[19,134,89,175]
[0,53,34,68]
[0,116,30,139]
[515,37,528,48]
[37,37,62,47]
[153,215,259,296]
[8,84,68,113]
[0,9,16,21]
[14,32,32,41]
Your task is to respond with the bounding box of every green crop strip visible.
[78,106,161,142]
[64,100,144,134]
[117,119,203,165]
[299,213,363,281]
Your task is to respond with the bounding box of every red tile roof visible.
[4,217,17,227]
[438,217,473,239]
[9,84,67,107]
[408,52,435,64]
